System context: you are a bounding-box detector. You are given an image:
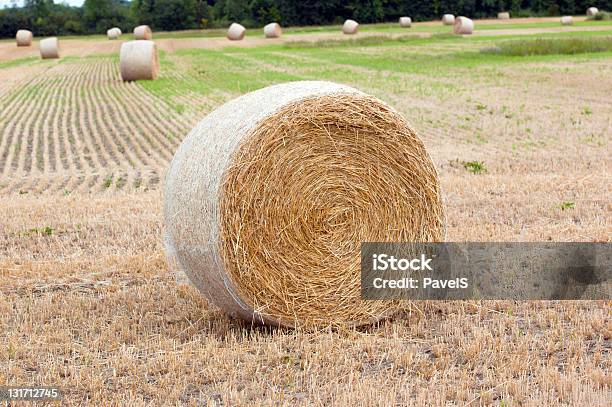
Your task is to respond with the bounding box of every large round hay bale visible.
[453,16,474,34]
[107,27,122,40]
[442,14,455,25]
[227,23,246,40]
[561,16,574,25]
[16,30,33,47]
[399,17,412,27]
[134,25,152,40]
[40,37,60,59]
[587,7,599,16]
[498,12,510,19]
[164,81,445,329]
[342,19,359,34]
[119,40,159,81]
[263,22,282,38]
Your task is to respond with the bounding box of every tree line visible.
[1,0,610,38]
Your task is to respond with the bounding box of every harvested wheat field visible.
[0,17,611,406]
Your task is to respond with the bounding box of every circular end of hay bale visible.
[227,23,246,40]
[120,40,159,81]
[498,12,510,20]
[107,27,122,39]
[263,22,282,38]
[40,37,60,59]
[134,25,152,40]
[561,16,573,25]
[442,14,455,25]
[587,7,599,16]
[164,81,445,329]
[16,30,33,47]
[342,19,359,34]
[453,16,474,35]
[399,17,412,28]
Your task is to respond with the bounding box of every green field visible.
[136,29,612,114]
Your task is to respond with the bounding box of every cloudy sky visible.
[1,0,85,8]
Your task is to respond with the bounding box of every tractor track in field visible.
[0,58,189,195]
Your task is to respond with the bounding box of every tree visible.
[83,0,112,31]
[153,0,199,30]
[225,0,249,22]
[347,0,385,23]
[250,0,281,25]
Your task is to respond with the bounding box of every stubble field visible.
[0,17,610,405]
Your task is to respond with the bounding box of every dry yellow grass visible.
[0,190,610,405]
[0,19,611,405]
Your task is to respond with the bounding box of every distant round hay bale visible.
[227,23,246,40]
[587,7,599,16]
[498,12,510,19]
[342,19,359,34]
[16,30,33,46]
[263,22,282,38]
[40,37,60,59]
[399,17,412,27]
[561,16,573,25]
[453,16,474,34]
[442,14,455,25]
[107,27,122,40]
[164,80,445,329]
[134,25,152,40]
[119,40,159,81]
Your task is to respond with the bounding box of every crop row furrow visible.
[94,61,159,169]
[118,75,188,157]
[0,72,51,176]
[80,61,114,170]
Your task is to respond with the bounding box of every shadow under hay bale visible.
[164,81,445,329]
[119,40,159,81]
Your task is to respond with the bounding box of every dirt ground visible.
[0,17,610,406]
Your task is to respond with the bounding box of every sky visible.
[1,0,85,8]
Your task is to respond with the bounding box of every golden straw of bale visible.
[561,16,573,25]
[442,14,455,25]
[342,19,359,34]
[453,16,474,34]
[40,37,60,59]
[107,27,122,40]
[263,22,282,38]
[119,40,159,81]
[399,17,412,27]
[587,7,599,16]
[498,12,510,19]
[164,81,445,329]
[134,25,152,40]
[16,30,33,46]
[227,23,246,40]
